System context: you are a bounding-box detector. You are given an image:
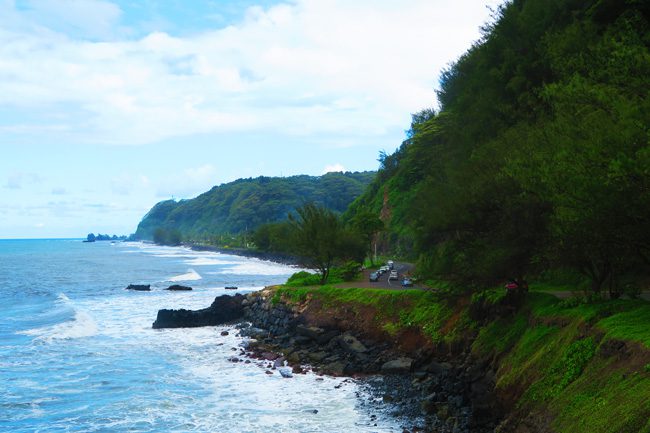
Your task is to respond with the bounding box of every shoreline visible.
[186,243,303,267]
[153,288,499,433]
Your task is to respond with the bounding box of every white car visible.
[388,270,398,280]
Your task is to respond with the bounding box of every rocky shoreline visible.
[153,288,501,432]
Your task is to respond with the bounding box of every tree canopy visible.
[347,0,650,293]
[134,172,374,242]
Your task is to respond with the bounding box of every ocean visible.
[0,239,402,432]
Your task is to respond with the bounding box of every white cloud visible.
[110,173,150,195]
[0,0,502,146]
[156,164,218,199]
[323,163,346,174]
[4,172,42,189]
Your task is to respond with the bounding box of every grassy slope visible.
[274,285,650,433]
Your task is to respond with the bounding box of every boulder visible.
[380,357,413,374]
[296,325,325,340]
[336,334,368,354]
[165,284,192,291]
[152,294,245,329]
[126,284,150,291]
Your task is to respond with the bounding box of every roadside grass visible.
[274,285,456,341]
[273,278,650,433]
[549,357,650,433]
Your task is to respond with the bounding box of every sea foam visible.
[167,269,202,282]
[19,294,98,343]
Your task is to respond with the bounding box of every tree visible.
[349,209,384,265]
[153,228,182,246]
[289,203,360,284]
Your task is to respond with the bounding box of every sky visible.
[0,0,504,239]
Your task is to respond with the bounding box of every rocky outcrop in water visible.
[165,285,192,291]
[152,294,245,329]
[126,284,151,291]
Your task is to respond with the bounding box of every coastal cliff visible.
[153,286,650,433]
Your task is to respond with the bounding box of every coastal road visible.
[335,262,426,290]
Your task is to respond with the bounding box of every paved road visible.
[334,262,426,290]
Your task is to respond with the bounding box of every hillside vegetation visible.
[270,283,650,433]
[134,172,374,242]
[347,0,650,294]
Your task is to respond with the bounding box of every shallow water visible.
[0,239,402,432]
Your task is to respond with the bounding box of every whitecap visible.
[220,260,299,276]
[19,309,98,343]
[184,258,238,266]
[167,269,202,282]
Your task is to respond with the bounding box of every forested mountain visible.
[134,172,374,241]
[347,0,650,293]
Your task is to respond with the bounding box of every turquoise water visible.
[0,240,400,432]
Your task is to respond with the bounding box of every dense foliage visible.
[134,172,374,242]
[348,0,650,293]
[287,203,365,284]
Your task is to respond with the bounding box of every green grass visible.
[271,279,650,433]
[472,313,530,356]
[283,270,344,287]
[597,306,650,348]
[550,359,650,433]
[274,285,456,341]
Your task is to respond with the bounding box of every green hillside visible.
[134,172,374,241]
[347,0,650,292]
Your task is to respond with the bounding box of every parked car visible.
[387,260,394,270]
[369,272,379,282]
[379,265,390,274]
[388,270,398,281]
[401,278,414,287]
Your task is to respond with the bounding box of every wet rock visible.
[323,361,346,375]
[262,352,279,361]
[165,284,192,291]
[381,358,413,374]
[221,331,229,336]
[126,284,150,291]
[152,294,245,329]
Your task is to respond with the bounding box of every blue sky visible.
[1,0,503,238]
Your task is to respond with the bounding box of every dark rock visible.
[221,331,229,336]
[381,357,413,374]
[152,294,245,329]
[317,330,340,345]
[336,334,368,354]
[296,325,325,340]
[126,284,150,291]
[323,361,346,375]
[262,352,279,361]
[165,284,192,291]
[425,361,452,375]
